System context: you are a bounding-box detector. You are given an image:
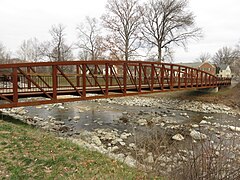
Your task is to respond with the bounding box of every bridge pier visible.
[198,87,219,93]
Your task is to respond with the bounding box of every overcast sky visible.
[0,0,239,62]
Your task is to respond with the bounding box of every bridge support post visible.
[198,87,219,93]
[76,65,80,87]
[82,64,86,98]
[123,63,127,95]
[138,63,142,93]
[212,87,219,92]
[105,63,109,96]
[170,65,173,90]
[27,67,31,89]
[12,67,18,103]
[52,65,57,100]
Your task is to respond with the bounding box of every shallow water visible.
[20,100,240,134]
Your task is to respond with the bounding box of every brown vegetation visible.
[159,82,240,109]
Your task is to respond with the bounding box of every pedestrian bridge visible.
[0,60,231,108]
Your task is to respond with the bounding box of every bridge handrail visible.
[0,60,217,77]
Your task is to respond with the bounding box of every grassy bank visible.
[0,118,145,179]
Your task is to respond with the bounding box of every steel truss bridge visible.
[0,60,231,108]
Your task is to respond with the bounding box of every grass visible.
[0,118,145,179]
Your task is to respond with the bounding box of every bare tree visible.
[41,24,73,61]
[140,0,202,62]
[76,17,106,60]
[17,38,42,62]
[213,46,238,66]
[102,0,142,61]
[234,43,240,76]
[0,42,12,64]
[103,35,124,60]
[196,52,211,62]
[213,46,240,76]
[0,42,6,60]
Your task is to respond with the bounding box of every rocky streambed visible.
[1,95,240,175]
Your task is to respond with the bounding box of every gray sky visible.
[0,0,240,62]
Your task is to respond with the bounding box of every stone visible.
[156,155,171,163]
[223,107,231,111]
[137,118,147,126]
[161,114,167,117]
[144,153,154,163]
[124,155,137,167]
[122,111,128,115]
[129,143,136,149]
[58,105,65,109]
[120,132,131,139]
[97,121,103,125]
[171,113,176,117]
[54,121,65,125]
[92,135,102,146]
[102,132,117,140]
[192,124,199,128]
[180,112,188,116]
[108,146,119,152]
[119,141,126,146]
[74,131,80,135]
[116,153,125,160]
[111,139,119,145]
[203,116,214,120]
[200,120,208,124]
[172,134,185,141]
[73,116,80,120]
[229,126,240,132]
[190,130,207,140]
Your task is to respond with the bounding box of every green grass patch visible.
[0,119,146,179]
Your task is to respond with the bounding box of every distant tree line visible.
[196,45,240,76]
[0,0,239,76]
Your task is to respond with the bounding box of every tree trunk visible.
[158,45,162,62]
[125,39,129,61]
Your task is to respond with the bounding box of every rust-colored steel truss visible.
[0,60,231,108]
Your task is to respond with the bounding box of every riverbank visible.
[154,82,240,110]
[1,83,240,178]
[0,119,145,179]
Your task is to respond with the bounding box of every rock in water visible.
[172,134,185,141]
[190,130,207,140]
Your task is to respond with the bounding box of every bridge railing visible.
[0,60,231,108]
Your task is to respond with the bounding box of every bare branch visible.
[102,0,142,61]
[140,0,202,62]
